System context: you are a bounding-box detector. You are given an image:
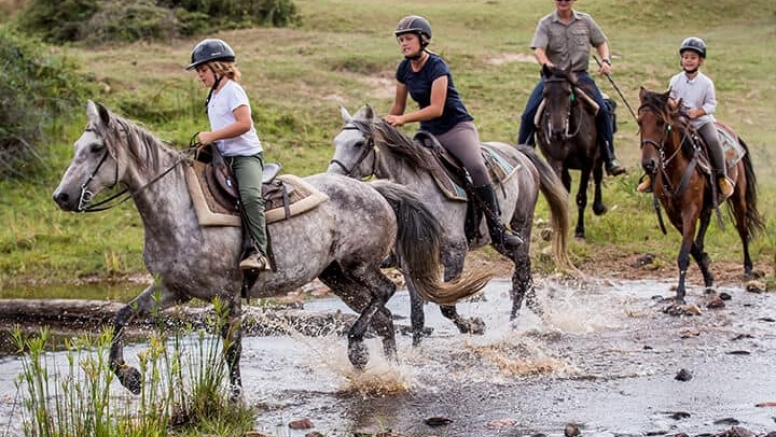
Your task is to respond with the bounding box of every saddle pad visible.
[431,144,521,202]
[185,163,329,227]
[717,122,746,168]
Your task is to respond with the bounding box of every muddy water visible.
[1,278,775,436]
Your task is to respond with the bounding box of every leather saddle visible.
[412,131,519,245]
[196,144,289,213]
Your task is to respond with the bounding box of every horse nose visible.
[642,159,656,175]
[53,191,72,210]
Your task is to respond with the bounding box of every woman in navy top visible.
[384,15,521,251]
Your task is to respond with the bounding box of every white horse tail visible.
[516,144,580,276]
[370,180,492,305]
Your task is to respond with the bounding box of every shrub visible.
[16,0,299,44]
[0,28,94,179]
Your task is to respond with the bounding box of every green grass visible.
[1,0,775,289]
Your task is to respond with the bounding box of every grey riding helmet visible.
[186,39,236,70]
[395,15,432,47]
[679,37,706,58]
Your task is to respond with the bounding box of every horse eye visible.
[354,140,365,148]
[89,142,105,153]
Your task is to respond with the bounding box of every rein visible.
[329,125,377,179]
[77,135,195,212]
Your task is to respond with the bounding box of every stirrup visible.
[718,177,734,199]
[239,252,269,271]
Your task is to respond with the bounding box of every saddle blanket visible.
[184,161,329,227]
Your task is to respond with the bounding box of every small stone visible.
[424,417,453,427]
[675,368,693,381]
[564,422,581,437]
[288,418,313,430]
[746,280,766,293]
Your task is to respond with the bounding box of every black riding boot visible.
[602,140,626,176]
[474,184,523,250]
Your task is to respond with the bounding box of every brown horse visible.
[637,87,764,302]
[536,65,606,239]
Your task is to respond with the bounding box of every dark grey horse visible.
[537,66,607,239]
[329,105,575,345]
[52,101,490,398]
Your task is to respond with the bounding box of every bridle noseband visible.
[329,125,377,179]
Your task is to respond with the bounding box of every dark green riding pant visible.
[227,153,267,256]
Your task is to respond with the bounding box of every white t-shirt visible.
[668,71,716,129]
[207,79,263,156]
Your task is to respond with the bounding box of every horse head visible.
[541,66,578,142]
[637,87,683,176]
[53,100,170,212]
[329,105,379,179]
[53,100,132,212]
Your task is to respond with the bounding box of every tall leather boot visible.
[474,184,523,250]
[706,139,733,199]
[602,140,626,176]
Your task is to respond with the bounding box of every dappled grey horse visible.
[53,101,490,397]
[330,105,575,345]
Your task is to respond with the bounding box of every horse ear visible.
[363,104,375,120]
[638,86,647,101]
[541,64,551,78]
[96,102,112,125]
[86,100,100,123]
[339,106,352,123]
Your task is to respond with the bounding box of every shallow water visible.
[1,278,775,436]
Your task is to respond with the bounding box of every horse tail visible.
[737,138,765,237]
[516,144,579,275]
[370,180,492,305]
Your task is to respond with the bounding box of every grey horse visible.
[329,105,575,345]
[52,101,490,397]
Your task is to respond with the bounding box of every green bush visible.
[16,0,299,44]
[0,28,94,179]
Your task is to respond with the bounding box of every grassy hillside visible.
[1,0,775,291]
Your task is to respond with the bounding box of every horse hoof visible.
[593,205,607,216]
[119,366,142,395]
[348,341,369,370]
[228,385,243,403]
[468,317,486,335]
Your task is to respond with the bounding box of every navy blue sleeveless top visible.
[395,53,473,135]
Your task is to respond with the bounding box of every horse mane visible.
[88,110,177,173]
[349,112,438,173]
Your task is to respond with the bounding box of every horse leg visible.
[219,295,244,401]
[574,173,589,239]
[691,209,714,288]
[591,164,607,216]
[508,217,539,321]
[675,218,698,303]
[109,284,189,394]
[403,278,426,346]
[729,190,755,277]
[437,250,485,336]
[319,262,397,368]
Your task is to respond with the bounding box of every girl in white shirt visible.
[187,38,269,271]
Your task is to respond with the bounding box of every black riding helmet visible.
[679,37,706,59]
[395,15,432,48]
[187,39,236,70]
